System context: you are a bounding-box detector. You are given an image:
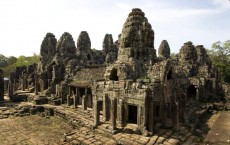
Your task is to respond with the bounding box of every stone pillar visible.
[163,104,168,127]
[94,100,100,127]
[103,95,109,121]
[48,79,51,88]
[147,97,154,133]
[143,104,147,131]
[7,83,11,98]
[118,99,125,127]
[13,79,16,93]
[111,99,116,130]
[82,88,88,110]
[196,87,199,101]
[67,95,71,106]
[35,75,38,95]
[137,106,140,126]
[22,77,25,91]
[73,88,79,108]
[82,95,87,110]
[40,79,44,92]
[173,102,179,130]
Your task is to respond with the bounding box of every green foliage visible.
[15,55,29,66]
[0,54,8,67]
[208,40,230,83]
[0,53,40,77]
[7,56,17,65]
[1,64,16,78]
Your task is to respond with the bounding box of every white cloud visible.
[212,0,230,8]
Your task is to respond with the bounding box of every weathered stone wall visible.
[222,83,230,100]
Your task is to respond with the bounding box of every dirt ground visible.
[0,115,73,145]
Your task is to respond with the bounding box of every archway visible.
[128,105,138,124]
[109,68,118,81]
[187,85,196,100]
[166,70,173,80]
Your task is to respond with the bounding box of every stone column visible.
[67,95,71,106]
[82,96,87,110]
[7,83,11,97]
[118,99,124,127]
[147,98,154,133]
[48,79,51,88]
[82,88,88,110]
[103,95,109,121]
[94,100,100,127]
[35,75,38,95]
[195,87,199,101]
[137,106,141,126]
[67,86,71,106]
[110,99,116,130]
[73,88,79,108]
[173,102,179,130]
[163,104,168,127]
[22,77,26,91]
[13,79,16,93]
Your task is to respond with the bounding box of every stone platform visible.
[0,97,206,145]
[204,111,230,145]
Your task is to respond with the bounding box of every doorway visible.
[128,105,138,124]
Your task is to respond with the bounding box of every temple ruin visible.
[3,8,226,143]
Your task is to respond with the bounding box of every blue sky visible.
[0,0,229,57]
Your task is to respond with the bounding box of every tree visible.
[27,53,40,64]
[0,53,40,77]
[7,56,17,65]
[15,55,29,66]
[208,40,230,83]
[0,54,8,67]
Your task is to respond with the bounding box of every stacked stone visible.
[158,40,170,59]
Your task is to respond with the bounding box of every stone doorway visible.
[187,85,196,101]
[109,68,118,81]
[128,105,137,124]
[98,101,103,115]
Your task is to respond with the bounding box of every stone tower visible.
[40,33,57,64]
[158,40,170,59]
[179,41,197,63]
[56,32,76,58]
[77,31,91,51]
[118,8,156,63]
[196,45,211,66]
[103,34,115,54]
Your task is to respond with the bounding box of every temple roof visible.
[69,67,106,87]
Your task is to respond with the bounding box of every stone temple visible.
[5,8,225,141]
